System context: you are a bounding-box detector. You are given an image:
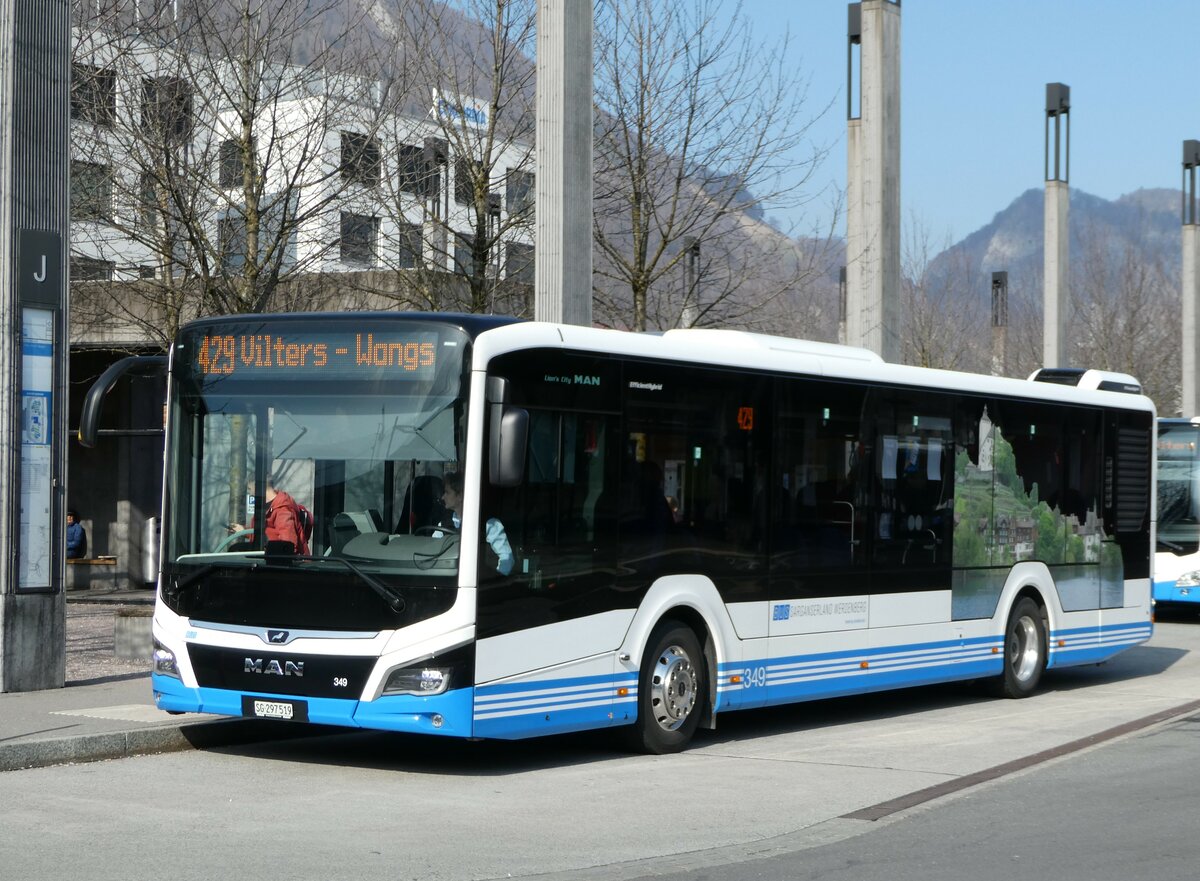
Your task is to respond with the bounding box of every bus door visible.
[476,353,623,681]
[768,379,870,701]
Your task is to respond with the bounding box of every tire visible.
[995,596,1047,698]
[621,620,707,754]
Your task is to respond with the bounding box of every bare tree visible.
[1070,217,1180,414]
[899,215,987,370]
[1000,262,1046,380]
[592,0,833,332]
[360,0,537,316]
[70,0,403,345]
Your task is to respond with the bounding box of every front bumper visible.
[152,673,475,737]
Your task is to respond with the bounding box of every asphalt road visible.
[3,612,1198,881]
[632,708,1200,881]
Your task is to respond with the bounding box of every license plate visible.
[242,696,308,722]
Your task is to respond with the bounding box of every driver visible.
[437,471,514,576]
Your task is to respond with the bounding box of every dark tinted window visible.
[621,362,769,601]
[71,64,115,126]
[772,378,867,574]
[870,389,954,574]
[340,212,378,266]
[340,132,381,186]
[142,76,193,141]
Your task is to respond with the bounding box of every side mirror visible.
[487,376,527,487]
[78,355,168,448]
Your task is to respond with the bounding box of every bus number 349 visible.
[742,667,768,688]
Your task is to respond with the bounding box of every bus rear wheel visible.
[622,620,706,754]
[996,597,1047,698]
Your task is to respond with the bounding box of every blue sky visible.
[737,0,1198,242]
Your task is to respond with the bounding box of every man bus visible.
[82,313,1155,753]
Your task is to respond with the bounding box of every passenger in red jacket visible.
[230,477,310,555]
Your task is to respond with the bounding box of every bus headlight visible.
[153,638,180,678]
[1177,570,1200,587]
[383,666,451,696]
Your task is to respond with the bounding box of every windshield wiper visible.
[166,555,406,613]
[285,555,406,613]
[166,564,221,602]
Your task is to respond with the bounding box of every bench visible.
[66,556,118,591]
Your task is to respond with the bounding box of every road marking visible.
[842,696,1200,821]
[50,705,199,724]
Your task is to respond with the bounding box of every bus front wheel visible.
[995,596,1047,698]
[622,620,706,754]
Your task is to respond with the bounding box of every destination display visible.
[189,327,442,381]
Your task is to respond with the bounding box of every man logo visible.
[244,658,304,676]
[267,630,289,644]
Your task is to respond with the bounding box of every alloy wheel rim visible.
[650,644,698,731]
[1010,615,1041,682]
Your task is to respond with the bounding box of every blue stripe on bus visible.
[1047,621,1152,667]
[153,619,1152,739]
[472,671,638,739]
[714,635,1005,710]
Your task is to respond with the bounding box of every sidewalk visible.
[0,587,302,772]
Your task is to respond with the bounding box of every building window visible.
[454,156,479,206]
[71,256,115,281]
[398,143,437,198]
[506,169,534,218]
[142,76,193,142]
[218,216,247,271]
[340,132,381,186]
[505,242,534,285]
[71,64,116,127]
[219,139,248,188]
[341,212,378,266]
[138,173,161,230]
[70,161,112,221]
[397,222,422,269]
[453,232,475,275]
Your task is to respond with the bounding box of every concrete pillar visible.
[535,0,592,327]
[837,266,848,345]
[0,0,70,692]
[1043,83,1070,368]
[1044,181,1069,366]
[845,0,900,362]
[1181,140,1200,417]
[991,270,1008,376]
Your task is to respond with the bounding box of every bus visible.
[1154,417,1200,609]
[81,313,1155,753]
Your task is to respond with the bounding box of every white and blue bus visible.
[84,314,1155,753]
[1154,417,1200,609]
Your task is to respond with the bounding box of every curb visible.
[0,717,336,773]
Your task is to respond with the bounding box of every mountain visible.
[927,186,1182,301]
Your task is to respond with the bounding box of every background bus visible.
[85,314,1155,753]
[1155,417,1200,609]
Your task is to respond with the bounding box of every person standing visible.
[230,477,310,555]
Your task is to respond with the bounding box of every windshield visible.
[1157,422,1200,555]
[162,317,471,629]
